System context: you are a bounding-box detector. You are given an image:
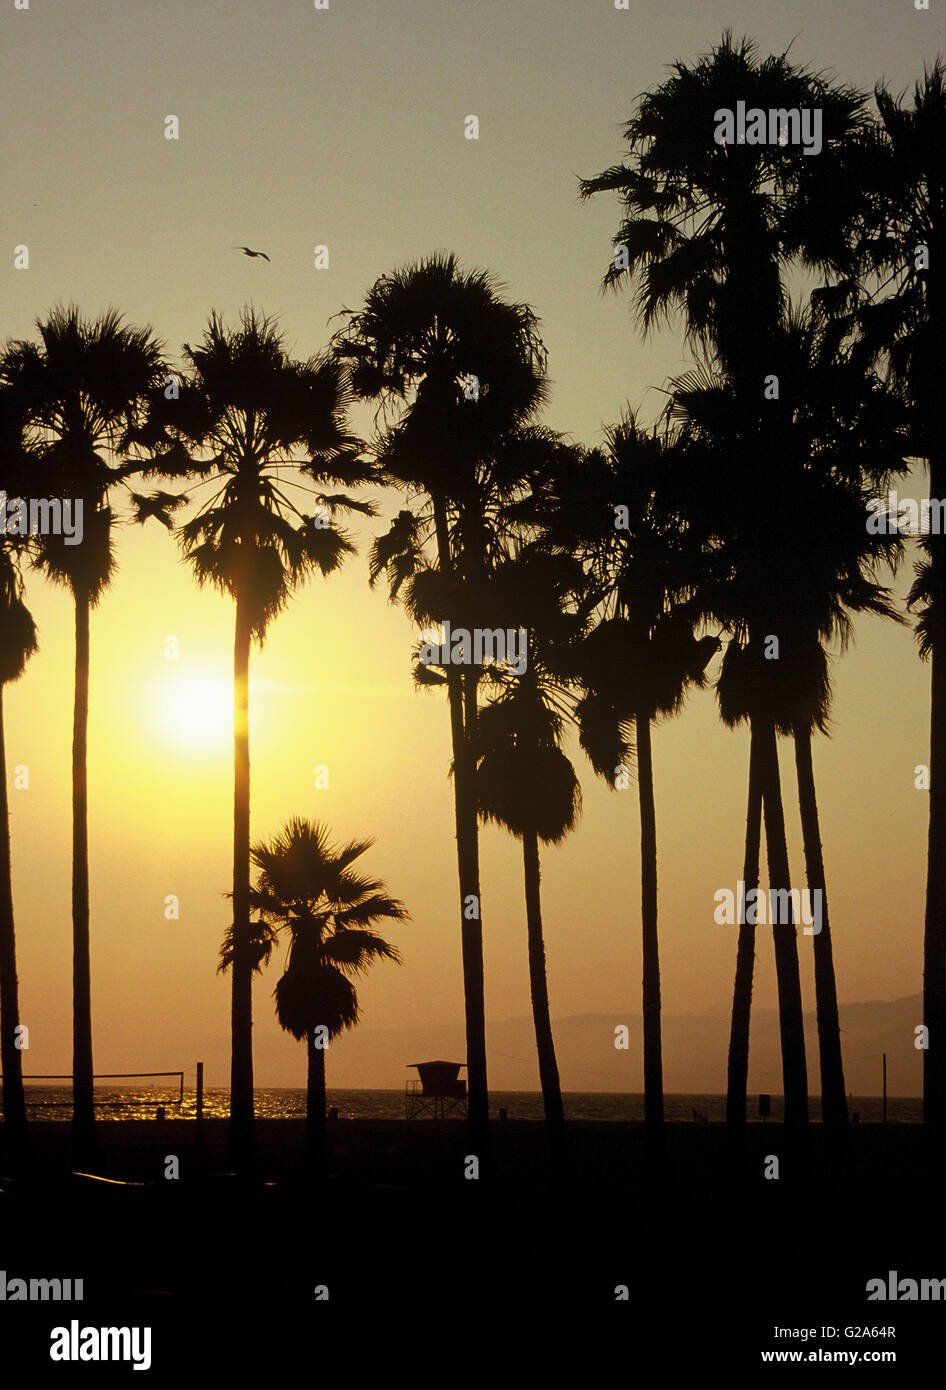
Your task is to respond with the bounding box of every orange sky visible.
[1,0,940,1092]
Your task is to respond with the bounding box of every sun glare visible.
[157,674,233,749]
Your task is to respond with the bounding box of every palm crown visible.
[146,307,376,638]
[220,818,407,1042]
[2,305,166,602]
[579,33,868,381]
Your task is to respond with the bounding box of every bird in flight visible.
[234,246,270,261]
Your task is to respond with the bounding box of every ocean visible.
[11,1086,923,1124]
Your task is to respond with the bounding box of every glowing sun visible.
[158,674,233,748]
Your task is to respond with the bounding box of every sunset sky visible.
[1,0,942,1096]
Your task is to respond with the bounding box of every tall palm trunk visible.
[794,726,848,1127]
[521,828,565,1144]
[726,722,763,1130]
[757,718,809,1126]
[924,646,946,1128]
[72,589,96,1159]
[636,711,663,1128]
[228,588,254,1164]
[925,625,946,1135]
[432,496,489,1154]
[306,1030,327,1165]
[924,415,946,1133]
[0,685,29,1154]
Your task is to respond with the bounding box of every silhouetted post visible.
[882,1053,887,1124]
[196,1061,204,1137]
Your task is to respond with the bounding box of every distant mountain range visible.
[192,993,925,1096]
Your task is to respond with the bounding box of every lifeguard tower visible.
[405,1060,467,1119]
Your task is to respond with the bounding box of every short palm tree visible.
[221,818,407,1162]
[1,307,166,1159]
[148,308,372,1165]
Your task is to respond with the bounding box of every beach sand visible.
[1,1118,941,1370]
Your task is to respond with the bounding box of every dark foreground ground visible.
[1,1118,943,1375]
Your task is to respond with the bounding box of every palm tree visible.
[779,332,905,1130]
[467,552,585,1149]
[530,422,718,1131]
[669,303,907,1127]
[713,634,809,1125]
[579,33,868,394]
[846,66,946,1133]
[332,254,547,1154]
[580,41,872,1127]
[147,308,371,1165]
[665,358,827,1132]
[221,818,406,1162]
[0,390,38,1160]
[0,554,35,1163]
[1,307,166,1159]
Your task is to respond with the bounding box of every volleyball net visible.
[11,1071,187,1113]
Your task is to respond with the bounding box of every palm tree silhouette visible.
[467,551,586,1148]
[774,310,904,1129]
[1,307,165,1160]
[669,302,906,1127]
[579,32,868,393]
[332,253,547,1153]
[221,818,406,1163]
[0,388,38,1161]
[536,422,717,1131]
[147,308,372,1164]
[847,66,946,1133]
[714,633,808,1125]
[580,38,869,1127]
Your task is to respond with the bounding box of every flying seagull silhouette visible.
[234,246,270,261]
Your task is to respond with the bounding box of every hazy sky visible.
[1,0,943,1094]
